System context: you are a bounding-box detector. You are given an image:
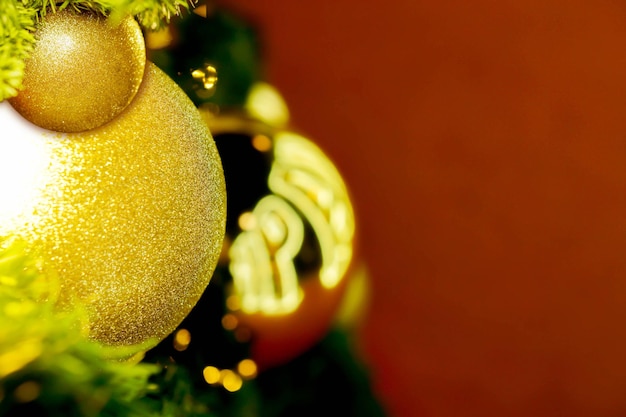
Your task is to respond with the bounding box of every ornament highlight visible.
[9,10,146,133]
[0,62,226,351]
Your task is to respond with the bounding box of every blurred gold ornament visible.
[199,83,359,368]
[0,62,226,352]
[9,10,146,133]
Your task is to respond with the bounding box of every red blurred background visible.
[220,1,626,416]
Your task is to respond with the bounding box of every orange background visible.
[220,1,626,416]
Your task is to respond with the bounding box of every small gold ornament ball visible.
[9,10,146,133]
[0,62,226,351]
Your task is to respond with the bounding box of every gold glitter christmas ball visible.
[0,62,226,351]
[9,10,146,133]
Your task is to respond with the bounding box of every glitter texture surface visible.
[9,11,146,133]
[3,63,226,349]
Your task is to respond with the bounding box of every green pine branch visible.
[0,0,36,101]
[0,0,196,102]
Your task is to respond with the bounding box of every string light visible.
[220,369,242,392]
[202,366,220,385]
[237,359,257,379]
[225,294,240,311]
[13,381,40,403]
[201,359,258,392]
[181,300,258,393]
[221,313,238,331]
[191,64,218,98]
[173,328,191,352]
[251,134,272,152]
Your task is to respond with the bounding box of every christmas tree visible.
[0,1,388,416]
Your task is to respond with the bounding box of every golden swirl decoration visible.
[228,131,355,316]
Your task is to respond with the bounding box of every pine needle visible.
[0,0,36,100]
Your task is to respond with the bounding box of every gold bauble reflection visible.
[9,10,146,133]
[0,62,226,350]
